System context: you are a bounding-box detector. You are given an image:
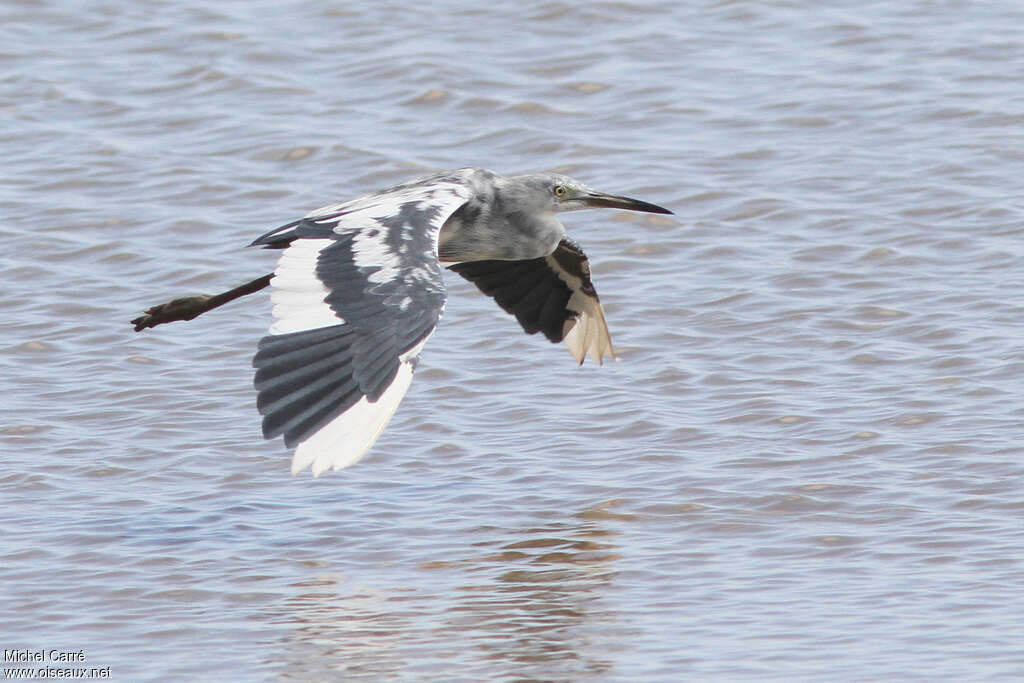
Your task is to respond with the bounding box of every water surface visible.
[2,1,1024,680]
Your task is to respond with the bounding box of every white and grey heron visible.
[132,168,672,476]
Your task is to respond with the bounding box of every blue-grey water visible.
[2,1,1024,680]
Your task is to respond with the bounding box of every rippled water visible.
[3,1,1024,680]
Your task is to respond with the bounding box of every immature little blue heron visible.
[132,168,672,476]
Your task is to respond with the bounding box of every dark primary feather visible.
[254,325,365,446]
[447,238,598,344]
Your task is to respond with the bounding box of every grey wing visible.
[447,238,616,365]
[252,179,473,476]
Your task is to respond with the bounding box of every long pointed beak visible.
[582,192,673,215]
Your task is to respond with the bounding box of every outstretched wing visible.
[251,177,473,476]
[447,238,616,365]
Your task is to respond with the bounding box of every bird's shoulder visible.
[249,168,498,249]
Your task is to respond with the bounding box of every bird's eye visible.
[554,185,567,198]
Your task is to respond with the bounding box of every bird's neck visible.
[438,197,563,263]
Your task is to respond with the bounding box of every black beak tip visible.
[632,199,674,215]
[589,193,674,215]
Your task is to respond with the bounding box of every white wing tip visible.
[563,302,616,366]
[286,361,417,476]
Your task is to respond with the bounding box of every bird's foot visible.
[131,295,212,331]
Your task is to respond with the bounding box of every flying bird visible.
[132,168,672,475]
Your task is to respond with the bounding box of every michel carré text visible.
[4,649,85,662]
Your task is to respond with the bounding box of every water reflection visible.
[270,520,621,680]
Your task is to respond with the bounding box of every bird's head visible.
[512,173,674,216]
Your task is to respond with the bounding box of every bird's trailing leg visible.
[131,273,273,331]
